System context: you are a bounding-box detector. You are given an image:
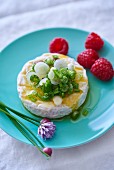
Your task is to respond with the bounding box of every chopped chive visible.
[30,75,39,83]
[68,70,76,79]
[28,94,37,102]
[61,76,68,83]
[54,87,59,94]
[82,109,89,116]
[60,68,68,75]
[30,64,36,72]
[53,69,62,79]
[37,93,50,101]
[74,89,80,92]
[70,111,80,120]
[61,93,65,98]
[44,58,54,66]
[52,55,59,59]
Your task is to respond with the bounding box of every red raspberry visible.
[85,32,104,50]
[49,37,69,55]
[77,49,99,69]
[91,58,113,81]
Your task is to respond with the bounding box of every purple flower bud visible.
[43,148,52,157]
[38,119,56,140]
[40,118,51,124]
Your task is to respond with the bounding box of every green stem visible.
[0,102,40,124]
[22,117,39,126]
[9,116,49,158]
[0,108,44,148]
[0,105,39,126]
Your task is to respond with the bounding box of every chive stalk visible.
[0,107,50,158]
[0,102,40,125]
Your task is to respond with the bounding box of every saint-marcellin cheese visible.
[17,53,88,118]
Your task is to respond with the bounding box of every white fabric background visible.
[0,0,114,169]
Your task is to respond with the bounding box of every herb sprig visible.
[0,101,54,158]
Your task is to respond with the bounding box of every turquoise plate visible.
[0,28,114,149]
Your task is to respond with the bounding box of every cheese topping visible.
[17,53,88,118]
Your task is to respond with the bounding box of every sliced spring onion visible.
[60,76,68,83]
[48,67,55,80]
[60,83,69,92]
[50,79,59,85]
[53,87,59,95]
[31,64,36,72]
[71,111,80,120]
[68,83,73,94]
[54,59,68,70]
[43,79,52,93]
[34,62,49,79]
[26,72,38,83]
[37,93,51,101]
[68,63,74,70]
[53,96,63,106]
[68,70,76,79]
[44,58,54,66]
[82,109,89,116]
[60,68,68,75]
[39,78,48,86]
[30,75,40,85]
[48,67,59,85]
[27,90,37,102]
[52,55,59,59]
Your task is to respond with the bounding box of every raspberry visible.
[91,58,113,81]
[49,37,69,55]
[85,32,104,50]
[77,49,99,69]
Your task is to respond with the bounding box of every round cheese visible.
[17,53,88,118]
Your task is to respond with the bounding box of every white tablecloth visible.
[0,0,114,169]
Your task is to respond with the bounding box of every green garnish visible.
[28,94,37,102]
[68,83,73,94]
[82,109,89,116]
[68,70,76,79]
[28,61,80,102]
[44,58,54,66]
[74,89,80,92]
[53,87,59,95]
[27,91,38,102]
[70,111,80,121]
[59,83,69,93]
[61,92,65,98]
[53,69,62,79]
[30,75,40,84]
[60,68,68,76]
[41,79,52,93]
[0,102,50,158]
[0,102,40,126]
[52,55,59,59]
[31,64,35,72]
[37,92,52,101]
[72,82,79,89]
[61,76,68,83]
